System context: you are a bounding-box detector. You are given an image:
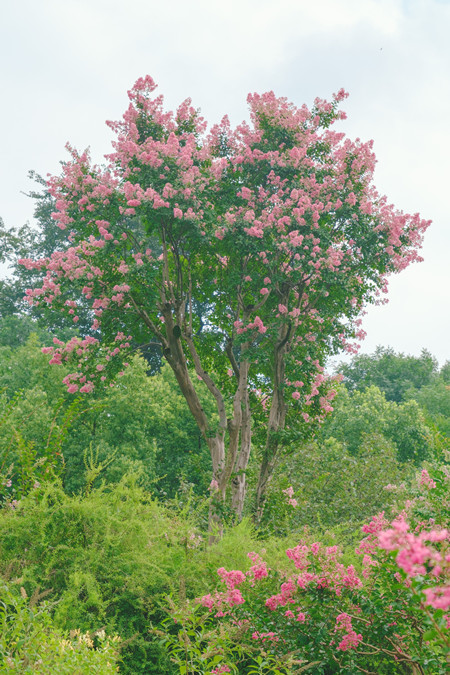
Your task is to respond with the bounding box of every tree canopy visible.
[339,346,439,402]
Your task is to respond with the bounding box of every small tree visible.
[20,76,430,522]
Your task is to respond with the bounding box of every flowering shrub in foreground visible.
[164,467,449,674]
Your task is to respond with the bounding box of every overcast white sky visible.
[1,0,449,364]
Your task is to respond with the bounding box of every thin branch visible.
[226,340,240,378]
[128,294,167,348]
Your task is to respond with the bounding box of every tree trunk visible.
[207,434,227,542]
[254,392,287,522]
[254,324,289,522]
[230,383,251,520]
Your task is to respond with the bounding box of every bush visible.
[0,579,120,673]
[256,435,408,536]
[0,479,179,673]
[163,463,450,674]
[0,478,259,674]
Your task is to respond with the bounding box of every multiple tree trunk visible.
[130,240,293,529]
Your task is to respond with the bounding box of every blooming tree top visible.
[21,76,430,422]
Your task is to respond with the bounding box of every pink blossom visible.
[419,469,436,489]
[310,543,320,556]
[226,587,245,606]
[217,567,246,590]
[337,630,362,651]
[199,593,215,610]
[260,287,269,295]
[341,565,363,589]
[335,613,353,632]
[246,552,269,582]
[423,586,450,611]
[265,579,296,610]
[79,382,94,393]
[362,512,388,535]
[251,631,279,642]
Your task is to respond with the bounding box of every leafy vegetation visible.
[0,579,120,674]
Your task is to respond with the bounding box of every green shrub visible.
[0,478,180,674]
[0,579,120,673]
[0,477,261,674]
[256,435,409,536]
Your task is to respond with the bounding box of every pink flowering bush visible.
[164,467,449,674]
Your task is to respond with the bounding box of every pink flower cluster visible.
[41,333,131,394]
[423,587,450,610]
[247,552,269,583]
[199,567,246,616]
[337,630,363,651]
[234,316,267,335]
[334,613,363,651]
[419,468,437,489]
[282,486,298,508]
[251,631,279,642]
[378,517,449,607]
[265,579,296,610]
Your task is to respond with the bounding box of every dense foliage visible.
[339,346,440,402]
[0,580,120,673]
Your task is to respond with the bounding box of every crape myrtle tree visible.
[20,76,430,522]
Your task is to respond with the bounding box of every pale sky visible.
[1,0,449,364]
